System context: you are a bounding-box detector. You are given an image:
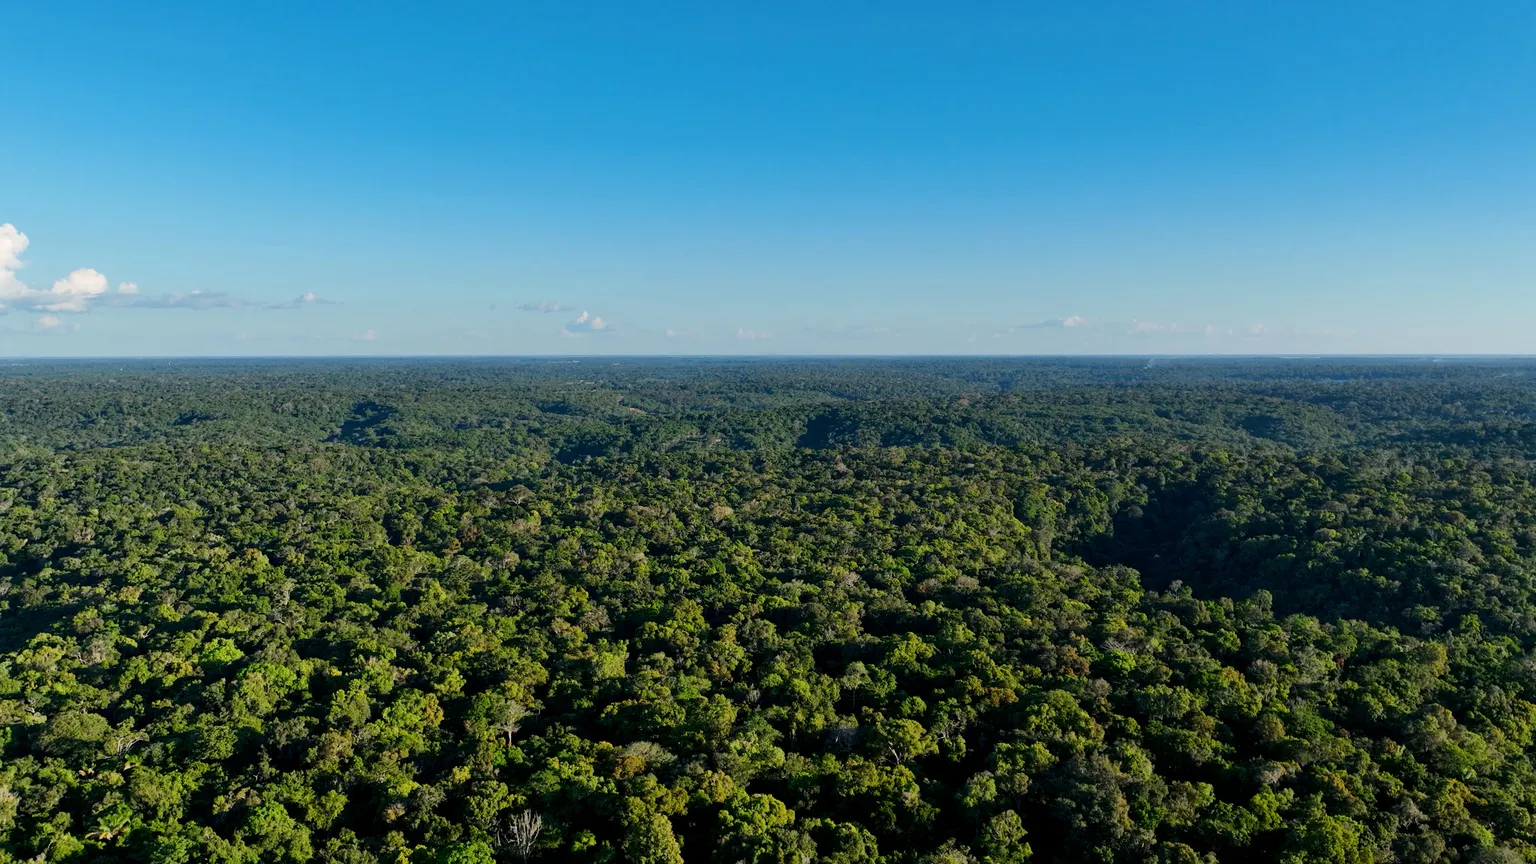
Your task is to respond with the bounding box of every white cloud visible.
[0,225,112,313]
[564,310,611,334]
[0,265,111,313]
[0,222,29,301]
[357,329,378,341]
[518,300,568,313]
[1027,315,1086,329]
[0,224,28,282]
[735,328,773,340]
[0,223,307,316]
[262,291,335,310]
[0,223,145,315]
[35,314,65,331]
[665,328,698,340]
[37,268,110,311]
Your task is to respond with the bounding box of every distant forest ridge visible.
[3,356,1536,456]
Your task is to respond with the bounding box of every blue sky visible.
[4,1,1534,355]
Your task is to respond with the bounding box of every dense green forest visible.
[3,357,1536,864]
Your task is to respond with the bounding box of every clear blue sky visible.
[4,1,1534,355]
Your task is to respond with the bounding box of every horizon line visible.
[3,353,1536,362]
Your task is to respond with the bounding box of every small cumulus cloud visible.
[1028,315,1087,329]
[0,264,111,313]
[563,311,611,335]
[264,291,337,310]
[0,224,344,317]
[356,329,378,341]
[665,328,698,340]
[0,224,32,305]
[35,314,68,332]
[0,224,26,273]
[0,225,122,314]
[518,300,569,313]
[39,268,111,311]
[735,328,773,340]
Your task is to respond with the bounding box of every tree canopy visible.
[1,357,1535,863]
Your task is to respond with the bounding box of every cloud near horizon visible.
[1,223,342,318]
[264,291,337,310]
[1028,315,1087,329]
[563,311,611,335]
[1,224,137,314]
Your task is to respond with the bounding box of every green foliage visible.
[439,840,497,864]
[0,358,1534,862]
